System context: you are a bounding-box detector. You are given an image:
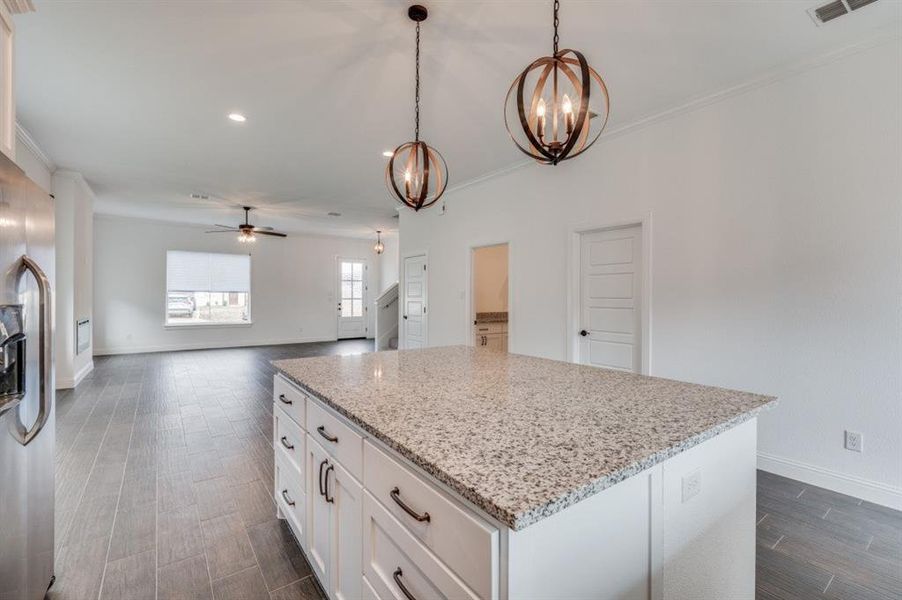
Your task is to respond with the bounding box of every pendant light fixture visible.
[385,5,448,211]
[504,0,610,165]
[374,230,385,254]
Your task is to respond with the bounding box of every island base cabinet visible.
[307,435,362,600]
[363,491,481,600]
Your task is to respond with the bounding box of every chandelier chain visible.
[414,21,421,142]
[553,0,560,55]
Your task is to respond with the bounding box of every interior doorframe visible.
[566,215,653,374]
[465,240,513,348]
[335,255,370,340]
[399,249,428,349]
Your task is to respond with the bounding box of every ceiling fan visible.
[206,206,287,243]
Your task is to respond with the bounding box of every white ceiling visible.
[15,1,901,237]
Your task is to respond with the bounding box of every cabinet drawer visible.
[363,491,480,600]
[307,398,363,481]
[362,576,381,600]
[274,407,305,487]
[275,453,306,549]
[273,375,307,429]
[364,441,497,599]
[473,322,505,334]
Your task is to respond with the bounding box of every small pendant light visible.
[374,231,385,255]
[504,0,610,165]
[385,5,449,211]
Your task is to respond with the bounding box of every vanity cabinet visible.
[473,322,507,352]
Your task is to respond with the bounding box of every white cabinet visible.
[0,2,13,160]
[474,322,508,351]
[307,434,362,600]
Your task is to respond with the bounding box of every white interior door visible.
[337,258,367,339]
[578,225,643,372]
[402,255,427,349]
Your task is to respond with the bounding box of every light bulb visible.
[536,98,546,118]
[404,170,412,182]
[562,94,573,115]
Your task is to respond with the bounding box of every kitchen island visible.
[271,346,775,600]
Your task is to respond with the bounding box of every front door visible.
[578,225,643,372]
[402,255,427,349]
[337,259,367,339]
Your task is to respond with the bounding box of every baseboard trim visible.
[93,336,340,356]
[758,452,902,511]
[73,360,94,386]
[55,360,95,390]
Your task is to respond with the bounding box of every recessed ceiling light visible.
[382,150,394,157]
[228,113,247,122]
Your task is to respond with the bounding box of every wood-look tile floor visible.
[50,340,370,600]
[48,340,900,599]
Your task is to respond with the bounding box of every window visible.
[166,251,251,326]
[340,260,364,318]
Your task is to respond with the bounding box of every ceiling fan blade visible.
[250,226,274,231]
[211,224,238,229]
[255,230,287,238]
[205,229,239,233]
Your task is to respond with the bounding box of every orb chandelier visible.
[374,230,385,254]
[504,0,610,165]
[385,5,448,211]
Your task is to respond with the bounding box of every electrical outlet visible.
[845,430,863,453]
[682,469,702,503]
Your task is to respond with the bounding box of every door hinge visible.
[423,306,426,314]
[423,265,426,271]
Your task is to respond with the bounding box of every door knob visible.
[403,315,408,320]
[579,330,588,337]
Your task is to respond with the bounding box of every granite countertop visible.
[474,312,508,324]
[272,346,776,530]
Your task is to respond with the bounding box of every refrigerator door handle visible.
[11,255,52,446]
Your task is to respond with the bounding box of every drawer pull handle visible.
[393,568,417,600]
[390,487,430,523]
[318,459,328,497]
[324,464,335,504]
[317,425,339,443]
[278,393,293,406]
[281,489,295,507]
[279,436,294,451]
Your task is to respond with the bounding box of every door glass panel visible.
[340,261,364,318]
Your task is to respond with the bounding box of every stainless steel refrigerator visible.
[0,150,55,599]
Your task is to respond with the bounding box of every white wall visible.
[399,40,902,506]
[94,215,381,354]
[473,244,508,314]
[377,231,399,296]
[53,170,94,388]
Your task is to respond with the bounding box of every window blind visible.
[166,251,250,292]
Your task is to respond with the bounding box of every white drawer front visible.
[364,441,497,600]
[274,407,305,487]
[473,322,505,335]
[275,453,306,549]
[362,576,381,600]
[274,375,307,429]
[307,398,363,481]
[363,491,479,600]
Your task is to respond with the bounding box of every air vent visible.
[2,0,35,14]
[846,0,878,9]
[327,212,342,217]
[809,0,879,25]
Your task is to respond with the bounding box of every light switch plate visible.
[682,469,702,503]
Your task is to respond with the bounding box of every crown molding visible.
[443,26,902,198]
[15,123,55,172]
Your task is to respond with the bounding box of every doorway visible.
[576,224,644,372]
[337,258,367,339]
[401,254,427,349]
[471,243,509,352]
